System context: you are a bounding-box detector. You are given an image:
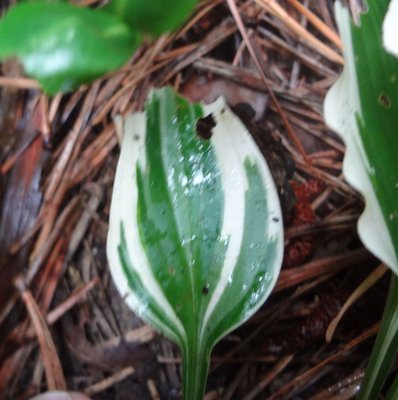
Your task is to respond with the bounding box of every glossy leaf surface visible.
[0,2,139,94]
[104,0,198,35]
[325,0,398,274]
[325,1,398,398]
[107,87,283,399]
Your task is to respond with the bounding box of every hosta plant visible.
[107,87,284,399]
[0,0,198,94]
[325,0,398,398]
[104,0,198,36]
[0,1,140,94]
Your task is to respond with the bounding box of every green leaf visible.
[0,2,140,94]
[103,0,198,35]
[358,272,398,399]
[107,87,283,399]
[325,0,398,274]
[386,362,398,400]
[324,1,398,398]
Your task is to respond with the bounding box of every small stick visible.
[0,76,40,89]
[287,0,343,48]
[256,30,337,78]
[177,0,224,39]
[0,133,39,175]
[326,263,388,342]
[285,214,357,239]
[254,0,344,64]
[267,324,379,400]
[311,369,364,400]
[147,379,161,400]
[223,364,249,400]
[14,276,66,391]
[84,366,135,396]
[226,0,310,163]
[37,94,51,144]
[275,249,370,292]
[242,354,294,400]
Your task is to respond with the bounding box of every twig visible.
[287,0,343,48]
[226,0,310,163]
[275,249,371,292]
[242,354,294,400]
[326,264,388,342]
[84,366,135,396]
[267,324,379,399]
[254,0,344,64]
[0,76,40,89]
[14,276,66,391]
[147,379,161,400]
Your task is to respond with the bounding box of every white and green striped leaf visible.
[324,1,398,273]
[324,1,398,398]
[107,87,283,399]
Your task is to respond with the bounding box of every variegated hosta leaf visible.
[107,87,283,399]
[324,1,398,274]
[325,2,398,399]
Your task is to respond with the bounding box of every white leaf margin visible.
[107,91,284,346]
[324,2,398,273]
[383,0,398,58]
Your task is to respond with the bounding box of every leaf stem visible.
[182,341,210,400]
[358,272,398,399]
